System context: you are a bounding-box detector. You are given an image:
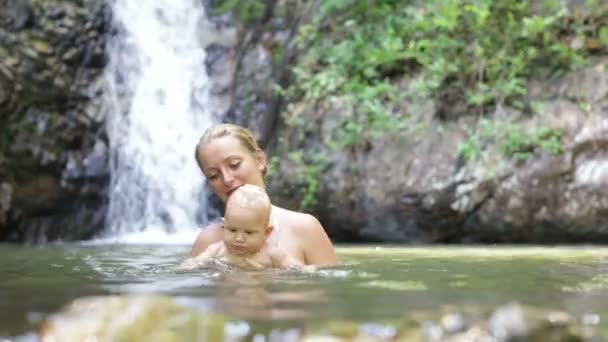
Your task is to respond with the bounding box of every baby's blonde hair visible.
[226,184,271,224]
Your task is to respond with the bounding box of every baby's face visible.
[222,205,269,257]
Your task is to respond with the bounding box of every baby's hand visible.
[175,256,210,272]
[175,257,197,272]
[176,243,223,272]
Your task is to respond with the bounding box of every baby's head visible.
[222,184,273,256]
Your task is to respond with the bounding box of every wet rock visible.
[12,174,64,216]
[488,302,528,340]
[0,0,109,242]
[61,47,83,65]
[0,182,12,225]
[529,58,608,103]
[40,295,225,342]
[420,320,443,341]
[82,140,108,178]
[30,38,52,55]
[38,298,603,342]
[440,313,467,335]
[1,1,34,30]
[324,321,359,339]
[528,311,584,342]
[413,303,598,342]
[0,76,10,105]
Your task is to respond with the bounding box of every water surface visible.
[2,244,608,338]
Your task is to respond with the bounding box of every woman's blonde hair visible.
[195,123,267,175]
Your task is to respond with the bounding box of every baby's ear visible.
[265,224,274,236]
[220,217,225,228]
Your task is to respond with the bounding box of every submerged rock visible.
[40,295,225,342]
[38,296,603,342]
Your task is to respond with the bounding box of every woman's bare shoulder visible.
[190,221,223,257]
[278,207,322,231]
[275,206,338,266]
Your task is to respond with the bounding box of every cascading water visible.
[103,0,216,243]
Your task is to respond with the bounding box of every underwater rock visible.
[488,302,528,340]
[40,295,225,342]
[38,297,602,342]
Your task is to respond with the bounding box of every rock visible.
[488,303,528,340]
[4,56,20,67]
[0,182,13,224]
[30,39,53,55]
[0,76,11,105]
[0,0,109,242]
[12,174,64,216]
[2,1,34,30]
[326,321,360,339]
[82,140,108,177]
[40,295,225,342]
[528,311,584,342]
[440,313,467,335]
[21,47,40,59]
[62,47,83,65]
[0,62,15,80]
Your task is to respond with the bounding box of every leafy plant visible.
[209,0,267,24]
[287,151,330,209]
[287,0,590,149]
[458,119,563,161]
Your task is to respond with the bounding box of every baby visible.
[178,184,302,270]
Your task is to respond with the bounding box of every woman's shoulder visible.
[275,206,322,232]
[274,206,338,266]
[190,221,223,257]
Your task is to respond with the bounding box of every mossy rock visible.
[40,295,225,342]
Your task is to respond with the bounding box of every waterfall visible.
[103,0,216,243]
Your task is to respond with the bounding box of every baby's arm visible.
[176,242,223,271]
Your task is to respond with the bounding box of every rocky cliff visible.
[0,0,108,242]
[0,0,606,243]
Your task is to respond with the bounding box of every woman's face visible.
[197,136,266,203]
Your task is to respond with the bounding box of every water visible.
[2,245,608,339]
[104,0,215,240]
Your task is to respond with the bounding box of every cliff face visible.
[239,1,608,243]
[0,0,606,243]
[0,0,108,242]
[264,62,608,243]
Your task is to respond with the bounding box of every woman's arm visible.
[297,214,339,266]
[190,222,223,257]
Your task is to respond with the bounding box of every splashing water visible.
[104,0,216,243]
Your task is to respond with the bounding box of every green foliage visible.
[287,0,591,148]
[286,151,330,210]
[265,155,281,181]
[217,0,599,208]
[457,119,563,161]
[209,0,266,24]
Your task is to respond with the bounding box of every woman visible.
[191,123,338,266]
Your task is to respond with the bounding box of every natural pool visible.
[1,245,608,340]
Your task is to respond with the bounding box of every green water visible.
[2,244,608,338]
